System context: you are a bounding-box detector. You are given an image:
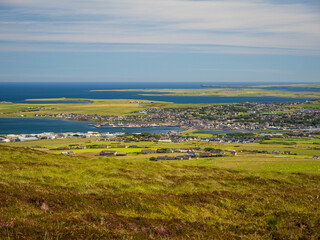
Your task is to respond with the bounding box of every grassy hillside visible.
[0,145,319,239]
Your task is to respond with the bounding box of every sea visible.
[0,82,317,134]
[0,82,316,104]
[0,118,182,135]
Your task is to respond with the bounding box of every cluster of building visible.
[0,132,124,143]
[30,100,320,132]
[99,150,127,156]
[152,148,237,160]
[97,147,237,160]
[0,128,317,144]
[133,102,320,131]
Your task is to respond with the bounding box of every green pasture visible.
[1,137,101,149]
[179,130,213,138]
[71,147,158,154]
[0,99,148,117]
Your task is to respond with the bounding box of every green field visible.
[0,99,151,117]
[0,143,319,239]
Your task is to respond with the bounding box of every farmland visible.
[0,99,149,117]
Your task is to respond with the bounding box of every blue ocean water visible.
[0,118,182,134]
[0,82,314,104]
[0,82,316,134]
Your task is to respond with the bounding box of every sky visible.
[0,0,320,83]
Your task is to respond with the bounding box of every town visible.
[29,100,320,131]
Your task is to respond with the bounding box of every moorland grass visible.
[0,145,319,239]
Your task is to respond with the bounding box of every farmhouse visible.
[188,152,199,157]
[156,149,167,153]
[175,155,191,160]
[229,150,237,156]
[61,151,75,155]
[100,151,117,156]
[117,145,127,148]
[158,139,172,143]
[141,149,156,154]
[76,146,86,149]
[116,152,127,156]
[178,148,195,153]
[157,155,191,160]
[18,136,38,142]
[99,145,109,148]
[200,152,212,158]
[129,145,139,148]
[272,150,282,155]
[72,134,85,138]
[210,149,225,155]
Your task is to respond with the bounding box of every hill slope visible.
[0,145,319,239]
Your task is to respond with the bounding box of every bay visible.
[0,82,313,104]
[0,118,182,135]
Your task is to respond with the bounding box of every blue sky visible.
[0,0,319,82]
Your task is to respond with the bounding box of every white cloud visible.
[1,0,320,54]
[195,68,289,73]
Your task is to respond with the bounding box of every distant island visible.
[201,83,320,89]
[92,85,320,99]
